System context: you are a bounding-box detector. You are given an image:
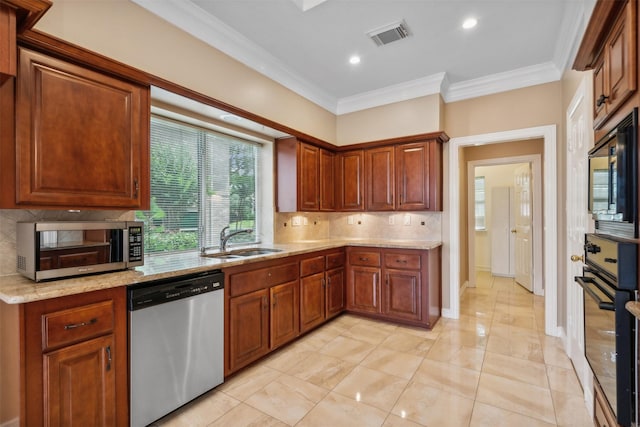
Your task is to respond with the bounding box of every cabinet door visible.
[299,143,320,211]
[605,0,636,118]
[300,272,326,332]
[319,148,335,211]
[14,47,149,209]
[347,266,381,313]
[229,289,270,372]
[270,280,299,349]
[336,150,364,211]
[366,146,395,211]
[593,54,608,128]
[383,269,422,322]
[43,335,116,427]
[326,267,345,318]
[396,142,429,211]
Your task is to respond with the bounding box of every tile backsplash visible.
[274,211,442,243]
[0,210,132,276]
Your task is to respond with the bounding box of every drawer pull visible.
[359,257,369,262]
[105,345,112,371]
[395,259,408,264]
[64,318,97,330]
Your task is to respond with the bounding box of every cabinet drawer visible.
[301,256,325,277]
[348,250,381,267]
[42,300,114,351]
[384,252,421,270]
[326,252,345,270]
[229,262,298,297]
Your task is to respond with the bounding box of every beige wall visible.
[445,82,563,138]
[336,94,442,145]
[34,0,337,144]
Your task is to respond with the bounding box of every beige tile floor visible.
[153,272,592,426]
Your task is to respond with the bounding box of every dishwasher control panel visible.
[128,270,224,311]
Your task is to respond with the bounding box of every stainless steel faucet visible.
[219,225,253,252]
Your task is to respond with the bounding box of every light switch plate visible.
[347,215,354,225]
[292,216,302,226]
[403,214,411,225]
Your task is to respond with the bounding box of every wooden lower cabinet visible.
[593,379,618,427]
[270,281,299,348]
[228,288,270,373]
[384,269,421,322]
[326,266,345,317]
[43,335,116,427]
[22,287,128,427]
[300,271,325,332]
[346,246,441,328]
[348,266,381,313]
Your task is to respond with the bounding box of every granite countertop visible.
[0,239,441,304]
[626,301,640,320]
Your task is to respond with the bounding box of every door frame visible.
[467,155,543,295]
[443,125,559,337]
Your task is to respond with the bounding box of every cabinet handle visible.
[105,346,112,372]
[395,259,408,264]
[327,277,331,287]
[133,179,139,198]
[604,257,617,264]
[321,278,326,288]
[262,296,268,310]
[596,94,609,107]
[64,318,97,330]
[359,257,369,262]
[385,275,389,286]
[273,295,277,307]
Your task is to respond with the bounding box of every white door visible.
[514,164,533,291]
[491,186,515,277]
[566,78,591,391]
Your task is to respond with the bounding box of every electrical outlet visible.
[347,215,354,225]
[388,216,395,225]
[292,216,302,226]
[403,214,411,225]
[303,217,308,226]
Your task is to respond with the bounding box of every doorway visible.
[467,156,543,296]
[444,125,559,337]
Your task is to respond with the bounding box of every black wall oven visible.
[575,233,637,426]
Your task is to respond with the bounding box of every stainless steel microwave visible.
[17,221,144,281]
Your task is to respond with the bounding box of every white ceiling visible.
[133,0,595,115]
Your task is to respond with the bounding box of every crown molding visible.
[442,62,562,103]
[336,73,446,115]
[131,0,338,113]
[134,0,586,113]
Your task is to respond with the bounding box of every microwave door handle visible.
[574,276,616,311]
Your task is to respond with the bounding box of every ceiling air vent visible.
[367,20,410,46]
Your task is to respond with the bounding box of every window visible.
[475,176,486,230]
[137,114,260,254]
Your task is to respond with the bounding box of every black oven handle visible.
[574,276,615,311]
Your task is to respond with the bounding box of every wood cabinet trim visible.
[574,0,629,70]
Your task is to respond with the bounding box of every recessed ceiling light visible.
[349,55,361,65]
[462,17,477,29]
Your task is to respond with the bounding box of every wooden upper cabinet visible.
[365,146,395,211]
[396,142,430,211]
[573,0,637,130]
[0,0,51,79]
[319,147,335,211]
[276,137,335,212]
[336,150,364,211]
[0,4,16,78]
[7,47,150,209]
[299,142,320,210]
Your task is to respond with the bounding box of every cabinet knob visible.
[570,255,584,263]
[596,94,609,107]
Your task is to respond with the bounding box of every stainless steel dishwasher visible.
[128,270,224,427]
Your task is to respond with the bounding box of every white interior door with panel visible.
[490,186,515,277]
[514,164,533,292]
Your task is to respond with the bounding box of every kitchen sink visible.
[202,248,282,259]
